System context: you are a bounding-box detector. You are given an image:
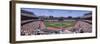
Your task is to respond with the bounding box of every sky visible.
[21,8,91,17]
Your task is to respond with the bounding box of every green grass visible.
[44,21,75,28]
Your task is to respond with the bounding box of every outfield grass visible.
[44,21,75,28]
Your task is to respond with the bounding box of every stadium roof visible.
[21,10,37,17]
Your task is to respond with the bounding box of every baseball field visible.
[44,21,75,29]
